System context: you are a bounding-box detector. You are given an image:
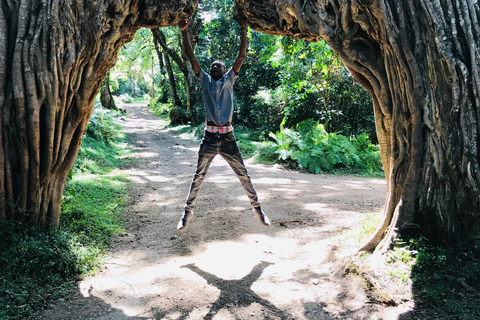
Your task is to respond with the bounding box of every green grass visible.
[407,241,480,318]
[0,104,135,320]
[342,210,384,247]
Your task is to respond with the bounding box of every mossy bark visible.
[237,0,480,250]
[0,0,199,228]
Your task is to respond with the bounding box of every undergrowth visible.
[346,216,480,319]
[407,240,480,318]
[343,211,480,319]
[0,104,134,320]
[147,99,173,121]
[152,103,384,178]
[267,119,383,177]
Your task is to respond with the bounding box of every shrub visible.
[169,105,190,125]
[269,119,383,175]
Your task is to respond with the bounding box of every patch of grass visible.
[62,174,129,249]
[0,105,134,320]
[254,141,281,164]
[342,210,384,246]
[406,241,480,318]
[0,222,79,318]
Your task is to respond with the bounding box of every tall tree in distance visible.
[0,0,199,228]
[152,27,198,112]
[237,0,480,251]
[100,72,118,110]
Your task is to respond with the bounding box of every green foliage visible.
[62,174,129,249]
[407,240,480,318]
[148,98,173,119]
[0,105,133,320]
[269,119,383,175]
[112,28,155,98]
[233,128,264,159]
[0,221,79,319]
[74,106,133,175]
[343,210,384,246]
[257,37,376,142]
[386,238,480,318]
[254,141,281,165]
[169,105,191,125]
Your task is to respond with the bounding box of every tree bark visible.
[0,0,199,228]
[237,0,480,250]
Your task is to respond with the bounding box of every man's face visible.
[210,61,226,81]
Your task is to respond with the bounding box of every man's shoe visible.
[253,206,270,227]
[177,210,193,231]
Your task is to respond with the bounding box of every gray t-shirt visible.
[198,68,238,126]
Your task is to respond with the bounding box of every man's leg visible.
[220,134,270,227]
[178,134,218,231]
[221,151,260,207]
[184,151,216,211]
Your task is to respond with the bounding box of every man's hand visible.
[178,19,189,31]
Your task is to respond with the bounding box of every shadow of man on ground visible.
[181,261,290,319]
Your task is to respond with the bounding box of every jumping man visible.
[177,16,270,231]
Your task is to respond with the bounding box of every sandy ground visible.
[34,102,410,320]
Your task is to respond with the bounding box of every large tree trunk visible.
[0,0,199,228]
[237,0,480,250]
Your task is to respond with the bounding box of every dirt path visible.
[36,102,398,320]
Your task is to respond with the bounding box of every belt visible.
[204,125,233,133]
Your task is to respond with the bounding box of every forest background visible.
[108,0,382,177]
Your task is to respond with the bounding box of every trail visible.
[36,102,395,320]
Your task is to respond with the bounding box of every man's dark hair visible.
[211,60,226,69]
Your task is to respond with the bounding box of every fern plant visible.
[269,119,383,175]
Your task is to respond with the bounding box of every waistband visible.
[204,125,234,133]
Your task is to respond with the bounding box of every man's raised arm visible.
[232,17,247,75]
[179,19,201,77]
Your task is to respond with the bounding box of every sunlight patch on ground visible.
[120,169,171,183]
[303,202,329,211]
[321,185,340,190]
[144,175,170,182]
[367,179,387,185]
[134,151,158,158]
[172,145,198,152]
[78,233,336,319]
[254,177,308,185]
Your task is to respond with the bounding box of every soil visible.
[34,102,412,320]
